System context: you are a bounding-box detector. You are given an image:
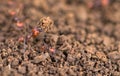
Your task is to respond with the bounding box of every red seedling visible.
[9,11,16,16]
[18,37,24,42]
[49,48,55,53]
[16,21,24,27]
[101,0,109,6]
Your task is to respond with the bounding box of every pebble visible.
[18,66,26,74]
[96,51,107,61]
[32,53,49,63]
[108,51,120,60]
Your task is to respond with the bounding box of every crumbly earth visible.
[0,0,120,76]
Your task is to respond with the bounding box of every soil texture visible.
[0,0,120,76]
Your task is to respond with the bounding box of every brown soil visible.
[0,0,120,76]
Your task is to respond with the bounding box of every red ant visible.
[18,17,55,53]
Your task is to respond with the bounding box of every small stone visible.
[18,66,26,74]
[58,41,71,51]
[68,69,76,76]
[57,35,67,45]
[38,71,43,76]
[2,65,11,76]
[96,51,107,61]
[86,45,96,54]
[113,71,120,76]
[76,5,88,21]
[12,59,19,66]
[32,53,49,63]
[108,51,120,60]
[97,73,102,76]
[102,36,113,46]
[76,53,81,58]
[67,54,75,63]
[117,60,120,66]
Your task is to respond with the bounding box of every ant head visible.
[32,28,40,37]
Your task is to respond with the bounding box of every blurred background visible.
[0,0,120,41]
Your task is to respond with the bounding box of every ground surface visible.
[0,0,120,76]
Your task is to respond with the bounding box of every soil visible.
[0,0,120,76]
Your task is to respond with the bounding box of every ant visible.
[18,17,55,53]
[7,0,55,53]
